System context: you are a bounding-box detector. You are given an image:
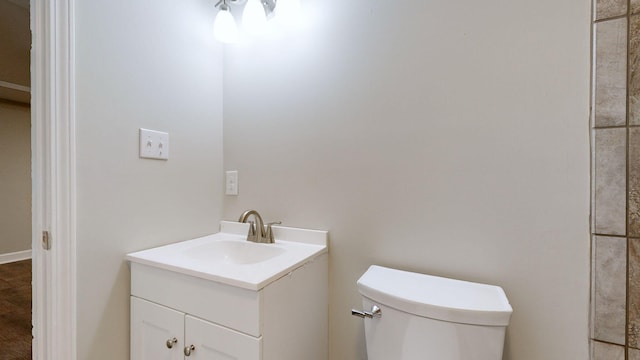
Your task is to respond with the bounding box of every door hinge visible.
[42,230,51,250]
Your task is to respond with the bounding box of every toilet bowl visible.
[354,265,512,360]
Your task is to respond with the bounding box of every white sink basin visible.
[126,221,328,290]
[183,240,286,265]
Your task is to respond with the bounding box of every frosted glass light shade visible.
[243,0,267,36]
[214,8,238,44]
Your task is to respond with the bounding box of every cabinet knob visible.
[165,337,178,349]
[184,344,196,356]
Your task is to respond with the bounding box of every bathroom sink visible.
[126,221,328,290]
[183,240,286,265]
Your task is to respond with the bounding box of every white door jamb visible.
[31,0,77,359]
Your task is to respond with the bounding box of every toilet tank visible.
[356,266,512,360]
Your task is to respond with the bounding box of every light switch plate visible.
[226,170,238,195]
[139,128,169,160]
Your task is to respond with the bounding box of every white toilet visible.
[353,265,512,360]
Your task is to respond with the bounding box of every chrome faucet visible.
[238,210,280,243]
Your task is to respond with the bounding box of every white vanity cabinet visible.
[131,297,184,360]
[131,297,260,360]
[129,242,328,360]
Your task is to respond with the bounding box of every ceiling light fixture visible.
[213,0,239,44]
[242,0,269,36]
[213,0,285,43]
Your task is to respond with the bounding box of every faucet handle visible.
[247,220,258,241]
[264,221,281,243]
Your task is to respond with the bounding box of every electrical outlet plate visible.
[139,128,169,160]
[226,170,238,195]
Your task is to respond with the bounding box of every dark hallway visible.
[0,259,31,360]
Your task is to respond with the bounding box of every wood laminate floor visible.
[0,260,31,360]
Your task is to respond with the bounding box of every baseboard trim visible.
[0,249,32,264]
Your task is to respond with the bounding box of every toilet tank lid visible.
[357,265,513,326]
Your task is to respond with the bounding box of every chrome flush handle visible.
[351,305,382,319]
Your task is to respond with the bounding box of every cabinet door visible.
[131,296,185,360]
[185,315,261,360]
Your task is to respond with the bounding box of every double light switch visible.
[139,128,169,160]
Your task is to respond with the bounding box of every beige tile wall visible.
[595,18,627,127]
[594,129,627,235]
[630,130,640,236]
[593,340,626,360]
[593,236,627,344]
[593,1,640,358]
[631,239,640,348]
[630,17,640,124]
[595,0,626,20]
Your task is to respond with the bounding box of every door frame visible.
[31,0,77,359]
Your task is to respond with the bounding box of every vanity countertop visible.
[126,221,328,291]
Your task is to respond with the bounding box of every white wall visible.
[0,102,30,255]
[222,0,591,359]
[74,1,223,358]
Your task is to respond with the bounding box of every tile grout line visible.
[596,124,640,129]
[627,2,632,358]
[593,233,629,238]
[590,1,596,352]
[595,13,628,23]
